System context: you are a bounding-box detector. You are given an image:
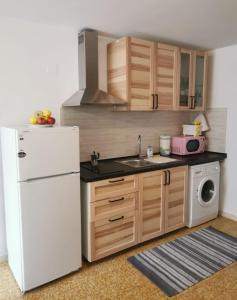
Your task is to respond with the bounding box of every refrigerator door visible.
[19,173,81,291]
[17,127,79,181]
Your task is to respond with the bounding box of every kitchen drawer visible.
[91,209,138,261]
[90,192,137,221]
[90,175,138,202]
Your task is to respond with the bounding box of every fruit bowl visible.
[29,109,56,126]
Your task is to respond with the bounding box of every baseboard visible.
[220,211,237,221]
[0,254,7,262]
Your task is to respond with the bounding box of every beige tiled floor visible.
[1,217,237,300]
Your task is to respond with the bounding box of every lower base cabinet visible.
[92,209,138,261]
[81,166,187,262]
[139,171,165,242]
[165,167,187,233]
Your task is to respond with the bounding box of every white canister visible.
[159,135,171,156]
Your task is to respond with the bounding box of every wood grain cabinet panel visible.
[165,166,188,233]
[81,177,138,262]
[139,171,165,242]
[81,167,188,262]
[108,37,155,111]
[107,37,129,102]
[90,192,137,221]
[154,43,178,110]
[108,37,208,111]
[91,209,138,261]
[90,175,138,201]
[129,38,154,111]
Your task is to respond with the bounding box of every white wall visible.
[0,17,78,259]
[208,45,237,220]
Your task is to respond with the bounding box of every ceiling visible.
[0,0,237,49]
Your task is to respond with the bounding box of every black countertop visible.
[80,151,227,182]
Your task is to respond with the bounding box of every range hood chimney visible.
[63,29,126,106]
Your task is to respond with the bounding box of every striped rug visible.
[128,227,237,297]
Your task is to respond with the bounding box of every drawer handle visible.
[109,216,124,222]
[108,178,125,183]
[109,197,125,203]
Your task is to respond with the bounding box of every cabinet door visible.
[165,166,187,233]
[91,209,138,261]
[128,38,155,111]
[192,51,208,111]
[107,37,129,102]
[177,49,193,110]
[139,171,165,242]
[154,43,178,110]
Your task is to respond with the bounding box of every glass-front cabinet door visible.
[177,49,207,111]
[178,49,193,110]
[192,51,208,111]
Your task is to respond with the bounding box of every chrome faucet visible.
[138,134,142,158]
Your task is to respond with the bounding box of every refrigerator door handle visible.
[22,172,79,183]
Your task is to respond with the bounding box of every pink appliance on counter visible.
[171,135,206,155]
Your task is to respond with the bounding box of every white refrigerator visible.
[1,126,81,292]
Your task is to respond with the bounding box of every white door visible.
[19,173,81,291]
[17,127,79,181]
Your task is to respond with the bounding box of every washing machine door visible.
[198,177,216,206]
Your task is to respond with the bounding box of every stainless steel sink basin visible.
[117,159,156,168]
[117,155,178,168]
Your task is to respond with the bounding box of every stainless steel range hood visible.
[63,29,126,106]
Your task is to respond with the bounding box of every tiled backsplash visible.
[61,106,227,162]
[192,108,227,153]
[61,106,191,162]
[205,108,227,153]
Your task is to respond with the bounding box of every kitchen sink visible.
[117,156,178,168]
[117,159,156,168]
[144,155,178,164]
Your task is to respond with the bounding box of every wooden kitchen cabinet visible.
[177,49,207,111]
[108,38,178,111]
[81,175,139,262]
[154,43,179,110]
[92,208,138,261]
[164,166,188,233]
[108,37,155,111]
[90,174,138,201]
[81,166,188,262]
[108,37,208,111]
[139,166,187,241]
[139,170,165,242]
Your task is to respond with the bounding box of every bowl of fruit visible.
[29,110,56,127]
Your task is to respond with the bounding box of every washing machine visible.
[187,161,220,228]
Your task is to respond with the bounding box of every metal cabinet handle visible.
[188,96,192,109]
[109,197,125,203]
[152,94,155,109]
[155,94,159,109]
[189,96,196,109]
[167,170,171,185]
[108,178,125,183]
[192,96,196,109]
[191,96,194,109]
[163,171,167,185]
[109,216,124,222]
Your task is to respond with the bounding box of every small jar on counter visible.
[159,135,171,156]
[146,145,153,158]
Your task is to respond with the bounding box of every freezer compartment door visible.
[17,127,79,181]
[19,173,81,291]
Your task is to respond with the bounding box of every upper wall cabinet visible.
[108,37,155,111]
[107,37,208,111]
[154,43,178,110]
[177,49,208,111]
